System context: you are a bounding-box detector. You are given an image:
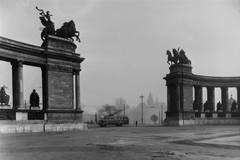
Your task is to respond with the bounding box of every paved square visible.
[0,125,239,160]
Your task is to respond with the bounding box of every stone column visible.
[167,86,170,112]
[237,87,240,112]
[12,62,17,109]
[221,87,229,112]
[41,65,48,111]
[75,69,81,110]
[207,87,215,112]
[194,86,203,111]
[11,61,24,109]
[176,84,181,111]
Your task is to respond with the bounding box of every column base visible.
[164,111,195,126]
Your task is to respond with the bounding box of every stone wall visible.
[48,71,73,110]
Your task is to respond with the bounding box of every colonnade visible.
[194,86,240,112]
[0,36,85,124]
[10,60,81,111]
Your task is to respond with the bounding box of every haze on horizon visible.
[0,0,240,113]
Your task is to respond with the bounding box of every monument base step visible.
[0,120,87,133]
[163,118,240,126]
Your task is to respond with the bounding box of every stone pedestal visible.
[164,64,194,126]
[30,106,40,110]
[40,36,85,131]
[16,112,28,121]
[226,113,231,118]
[201,113,206,118]
[41,36,83,112]
[0,105,11,109]
[164,111,195,126]
[212,113,218,118]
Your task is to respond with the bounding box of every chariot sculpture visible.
[36,7,81,42]
[166,47,191,66]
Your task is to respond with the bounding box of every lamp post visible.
[139,95,144,125]
[161,104,163,124]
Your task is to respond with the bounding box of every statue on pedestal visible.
[0,86,10,106]
[203,101,209,111]
[231,101,237,112]
[216,101,223,111]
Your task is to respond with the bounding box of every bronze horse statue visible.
[166,50,176,65]
[166,49,179,65]
[55,20,81,42]
[166,47,191,66]
[178,49,191,65]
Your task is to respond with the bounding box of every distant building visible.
[127,92,167,125]
[147,92,154,106]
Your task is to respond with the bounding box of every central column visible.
[207,87,215,112]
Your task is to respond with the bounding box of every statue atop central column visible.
[166,47,191,66]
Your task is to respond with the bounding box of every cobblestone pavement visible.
[0,125,239,160]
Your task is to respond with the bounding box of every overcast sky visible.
[1,0,240,112]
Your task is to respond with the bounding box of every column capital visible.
[221,86,228,90]
[207,86,214,90]
[73,68,81,75]
[11,60,23,67]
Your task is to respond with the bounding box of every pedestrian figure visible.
[135,121,138,126]
[30,89,39,110]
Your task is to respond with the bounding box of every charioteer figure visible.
[36,6,55,41]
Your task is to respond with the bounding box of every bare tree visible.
[115,97,130,115]
[98,104,119,116]
[115,97,126,109]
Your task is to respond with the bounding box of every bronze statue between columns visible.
[0,86,10,106]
